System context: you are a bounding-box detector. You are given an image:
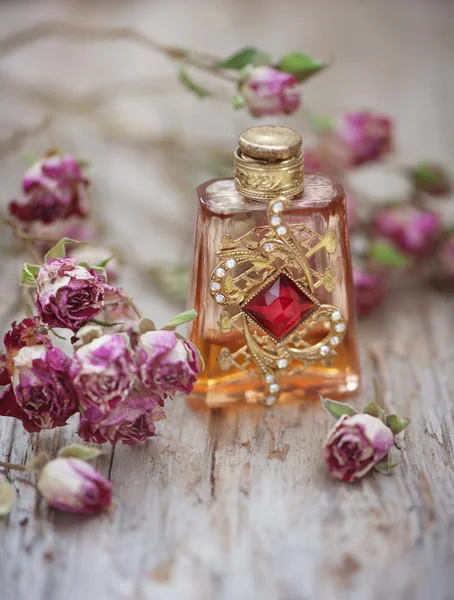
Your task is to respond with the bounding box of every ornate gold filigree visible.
[209,195,346,406]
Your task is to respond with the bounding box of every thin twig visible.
[0,22,235,80]
[0,460,27,471]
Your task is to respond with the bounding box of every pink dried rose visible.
[37,457,112,514]
[6,345,77,430]
[78,392,165,446]
[239,66,301,117]
[0,318,54,432]
[323,413,394,483]
[34,258,104,331]
[70,334,137,423]
[333,111,393,167]
[9,153,89,224]
[1,317,50,377]
[372,205,441,257]
[136,330,200,396]
[353,267,387,317]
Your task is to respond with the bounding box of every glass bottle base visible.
[188,372,360,409]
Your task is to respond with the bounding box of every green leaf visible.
[0,481,14,517]
[178,66,211,99]
[278,52,329,82]
[58,445,103,460]
[385,414,410,436]
[217,47,271,69]
[95,256,114,269]
[409,163,451,196]
[369,239,410,268]
[77,159,91,170]
[232,94,245,110]
[305,111,334,133]
[20,263,41,287]
[44,237,84,262]
[162,310,198,331]
[321,396,357,420]
[374,458,400,475]
[363,401,384,419]
[25,452,50,472]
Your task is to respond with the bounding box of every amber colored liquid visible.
[188,175,360,408]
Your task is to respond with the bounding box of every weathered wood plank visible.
[1,1,454,599]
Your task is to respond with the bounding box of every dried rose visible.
[78,392,165,446]
[136,330,200,396]
[9,153,89,224]
[7,345,77,430]
[372,205,441,257]
[70,334,137,423]
[37,457,112,514]
[34,258,104,331]
[239,66,300,117]
[323,413,394,483]
[353,267,387,317]
[409,163,452,196]
[332,111,393,167]
[0,385,43,433]
[1,317,50,379]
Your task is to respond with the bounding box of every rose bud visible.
[9,153,89,224]
[136,330,200,396]
[78,392,165,446]
[10,345,77,429]
[37,457,112,514]
[239,66,301,117]
[409,162,452,196]
[323,413,394,483]
[70,334,137,423]
[69,245,119,283]
[353,267,387,317]
[332,111,393,167]
[372,205,441,257]
[34,258,104,331]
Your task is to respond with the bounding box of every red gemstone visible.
[242,273,316,341]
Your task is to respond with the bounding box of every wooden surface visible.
[1,1,454,599]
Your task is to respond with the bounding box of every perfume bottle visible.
[188,125,360,408]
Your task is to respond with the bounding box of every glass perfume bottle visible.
[188,125,360,408]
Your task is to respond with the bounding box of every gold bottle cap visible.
[238,125,302,161]
[234,125,304,201]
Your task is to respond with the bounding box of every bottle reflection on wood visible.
[188,126,360,408]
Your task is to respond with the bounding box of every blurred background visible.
[1,0,453,325]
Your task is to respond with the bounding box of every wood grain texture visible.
[1,1,454,599]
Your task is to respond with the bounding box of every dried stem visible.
[0,22,235,80]
[0,460,27,472]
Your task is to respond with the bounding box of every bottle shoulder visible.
[197,174,343,215]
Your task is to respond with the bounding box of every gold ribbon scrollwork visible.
[209,195,346,407]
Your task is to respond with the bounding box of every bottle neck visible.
[233,149,304,202]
